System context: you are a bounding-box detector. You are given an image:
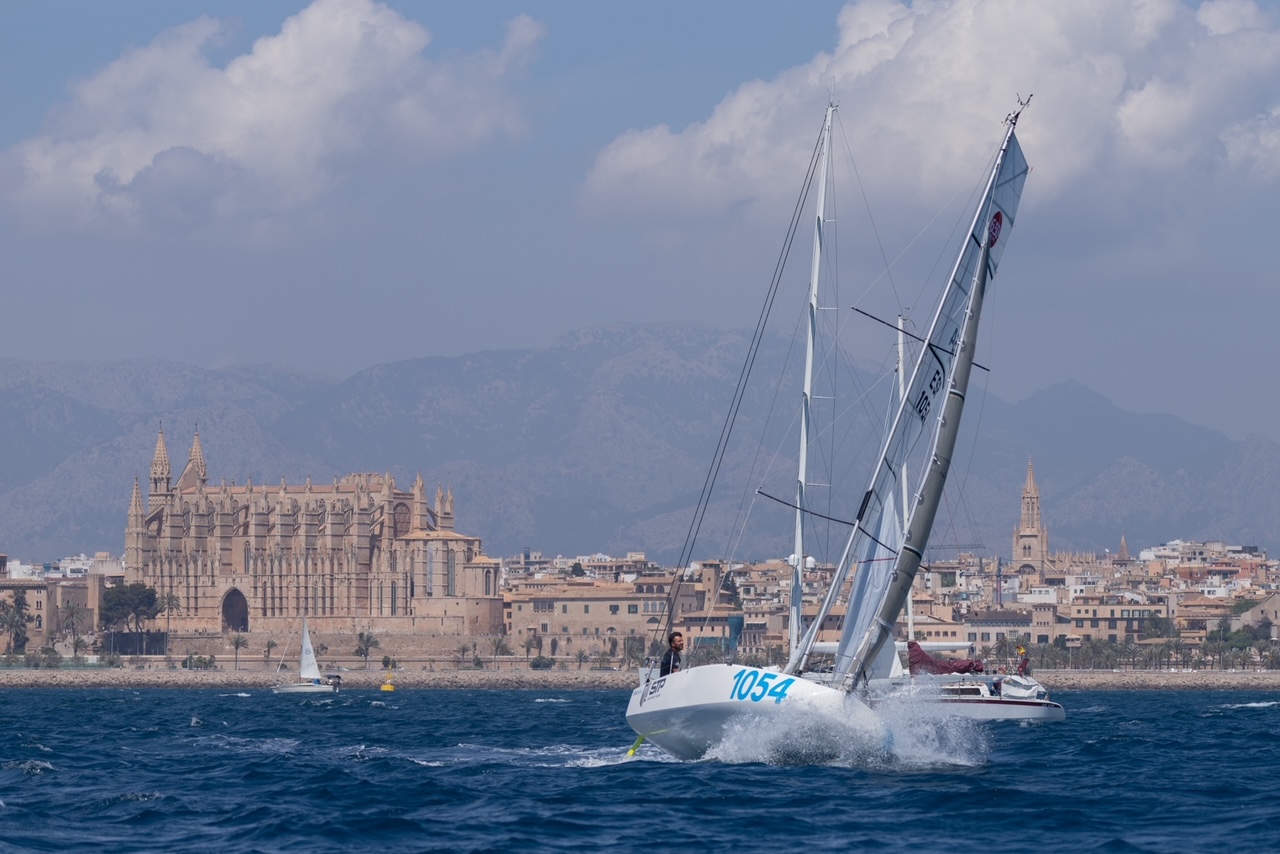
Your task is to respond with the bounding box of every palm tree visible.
[623,636,645,670]
[158,593,181,661]
[0,603,24,654]
[993,635,1012,662]
[575,649,590,670]
[71,636,89,663]
[455,642,472,669]
[490,636,511,664]
[264,638,278,665]
[61,601,89,646]
[0,595,33,654]
[354,632,381,669]
[1121,638,1139,670]
[230,633,249,670]
[522,635,537,661]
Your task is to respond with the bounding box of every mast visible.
[842,114,1026,687]
[788,103,835,656]
[899,316,914,642]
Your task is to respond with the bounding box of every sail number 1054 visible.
[730,670,795,704]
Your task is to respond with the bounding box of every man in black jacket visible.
[660,631,684,676]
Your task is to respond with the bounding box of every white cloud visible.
[583,0,1280,220]
[1197,0,1269,35]
[0,0,544,230]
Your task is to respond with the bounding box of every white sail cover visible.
[787,127,1029,682]
[299,618,322,681]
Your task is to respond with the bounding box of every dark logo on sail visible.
[988,211,1003,247]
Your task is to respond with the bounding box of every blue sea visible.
[0,687,1276,852]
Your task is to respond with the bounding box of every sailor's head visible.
[668,631,685,650]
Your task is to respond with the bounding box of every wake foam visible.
[702,690,988,768]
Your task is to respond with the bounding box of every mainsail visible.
[787,110,1030,685]
[299,617,322,681]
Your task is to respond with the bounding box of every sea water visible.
[0,687,1276,852]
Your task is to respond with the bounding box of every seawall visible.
[0,667,1278,690]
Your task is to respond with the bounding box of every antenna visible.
[1005,93,1033,127]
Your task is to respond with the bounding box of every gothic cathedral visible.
[124,429,503,637]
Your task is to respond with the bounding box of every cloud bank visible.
[583,0,1280,219]
[1,0,543,231]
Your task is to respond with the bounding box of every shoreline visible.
[1,667,1279,691]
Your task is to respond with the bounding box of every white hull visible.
[271,681,338,695]
[625,664,862,760]
[923,695,1065,722]
[872,674,1065,722]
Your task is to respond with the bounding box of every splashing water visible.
[697,687,989,768]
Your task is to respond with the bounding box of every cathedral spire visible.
[1023,457,1039,497]
[129,477,143,520]
[189,430,206,481]
[176,429,208,491]
[150,427,170,482]
[149,426,172,504]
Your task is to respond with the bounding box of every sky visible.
[1,0,1278,442]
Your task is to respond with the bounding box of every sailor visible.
[1017,645,1030,677]
[660,632,684,677]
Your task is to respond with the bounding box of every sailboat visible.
[271,617,341,694]
[626,99,1044,759]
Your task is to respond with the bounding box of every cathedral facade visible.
[124,430,503,637]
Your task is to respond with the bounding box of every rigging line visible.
[954,295,1000,546]
[725,275,808,562]
[755,488,855,527]
[905,145,1000,330]
[851,307,990,372]
[757,488,900,557]
[657,118,827,646]
[845,179,975,312]
[833,108,902,311]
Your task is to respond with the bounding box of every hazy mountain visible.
[0,328,1273,564]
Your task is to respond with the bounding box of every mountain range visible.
[1,324,1274,565]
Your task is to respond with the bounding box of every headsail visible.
[787,111,1030,683]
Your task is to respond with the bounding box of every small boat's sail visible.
[299,618,322,682]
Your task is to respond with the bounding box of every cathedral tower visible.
[148,427,173,510]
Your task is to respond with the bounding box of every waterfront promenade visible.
[1,667,1279,690]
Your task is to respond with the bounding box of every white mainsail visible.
[788,112,1030,686]
[299,617,322,681]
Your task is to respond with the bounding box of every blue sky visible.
[1,0,1278,443]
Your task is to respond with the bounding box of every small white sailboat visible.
[875,640,1063,721]
[627,99,1041,759]
[271,617,341,694]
